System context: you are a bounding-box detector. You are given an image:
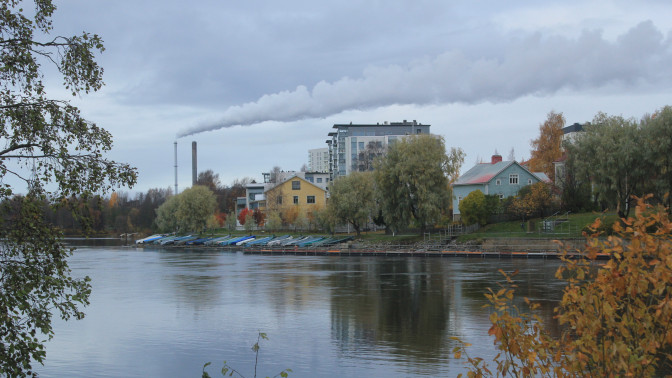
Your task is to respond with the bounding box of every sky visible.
[44,0,672,194]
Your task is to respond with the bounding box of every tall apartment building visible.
[326,120,431,180]
[308,147,329,173]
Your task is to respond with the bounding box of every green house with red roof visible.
[453,154,550,221]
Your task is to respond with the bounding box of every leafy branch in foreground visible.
[0,1,136,376]
[202,331,292,378]
[454,195,672,377]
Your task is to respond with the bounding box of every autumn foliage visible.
[214,212,227,227]
[529,111,565,183]
[508,182,556,219]
[455,195,672,377]
[237,208,252,225]
[253,208,266,227]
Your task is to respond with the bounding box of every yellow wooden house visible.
[259,175,327,215]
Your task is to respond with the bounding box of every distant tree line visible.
[0,170,259,235]
[1,189,170,235]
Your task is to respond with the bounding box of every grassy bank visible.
[149,211,617,247]
[455,211,618,242]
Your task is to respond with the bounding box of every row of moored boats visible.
[135,234,354,248]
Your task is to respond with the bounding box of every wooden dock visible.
[241,248,609,259]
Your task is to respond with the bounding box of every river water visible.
[36,246,567,377]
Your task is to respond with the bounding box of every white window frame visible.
[509,174,519,185]
[495,179,501,185]
[527,178,533,185]
[307,195,316,204]
[293,195,299,204]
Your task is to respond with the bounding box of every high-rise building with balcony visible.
[326,120,431,180]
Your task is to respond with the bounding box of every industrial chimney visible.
[192,141,197,186]
[174,141,178,195]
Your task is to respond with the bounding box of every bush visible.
[459,190,489,226]
[581,215,617,236]
[454,196,672,377]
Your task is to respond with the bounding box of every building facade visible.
[308,148,329,173]
[260,175,327,216]
[262,170,329,190]
[554,122,586,187]
[326,120,431,180]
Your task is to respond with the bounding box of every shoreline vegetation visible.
[112,210,619,259]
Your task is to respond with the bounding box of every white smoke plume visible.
[178,21,671,137]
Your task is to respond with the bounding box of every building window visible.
[292,180,300,190]
[358,142,364,150]
[277,196,282,205]
[293,196,299,204]
[458,196,463,203]
[495,179,501,185]
[527,178,533,185]
[499,194,504,200]
[307,195,315,204]
[509,174,519,185]
[307,177,314,183]
[416,128,422,134]
[317,178,322,183]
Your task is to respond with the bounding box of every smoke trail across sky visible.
[178,21,671,137]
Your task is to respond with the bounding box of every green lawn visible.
[193,211,618,245]
[456,211,619,242]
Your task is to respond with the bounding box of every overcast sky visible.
[47,0,672,194]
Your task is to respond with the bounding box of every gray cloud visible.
[178,21,671,137]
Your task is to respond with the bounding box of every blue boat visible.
[204,235,231,246]
[282,236,311,246]
[136,234,165,244]
[245,236,274,246]
[236,236,257,246]
[153,235,178,245]
[219,236,249,246]
[187,237,214,245]
[266,235,292,246]
[162,235,194,245]
[319,236,354,246]
[298,236,325,247]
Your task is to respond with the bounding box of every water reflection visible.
[155,248,227,309]
[38,248,566,378]
[323,257,565,372]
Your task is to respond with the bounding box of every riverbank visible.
[141,236,596,259]
[241,248,604,259]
